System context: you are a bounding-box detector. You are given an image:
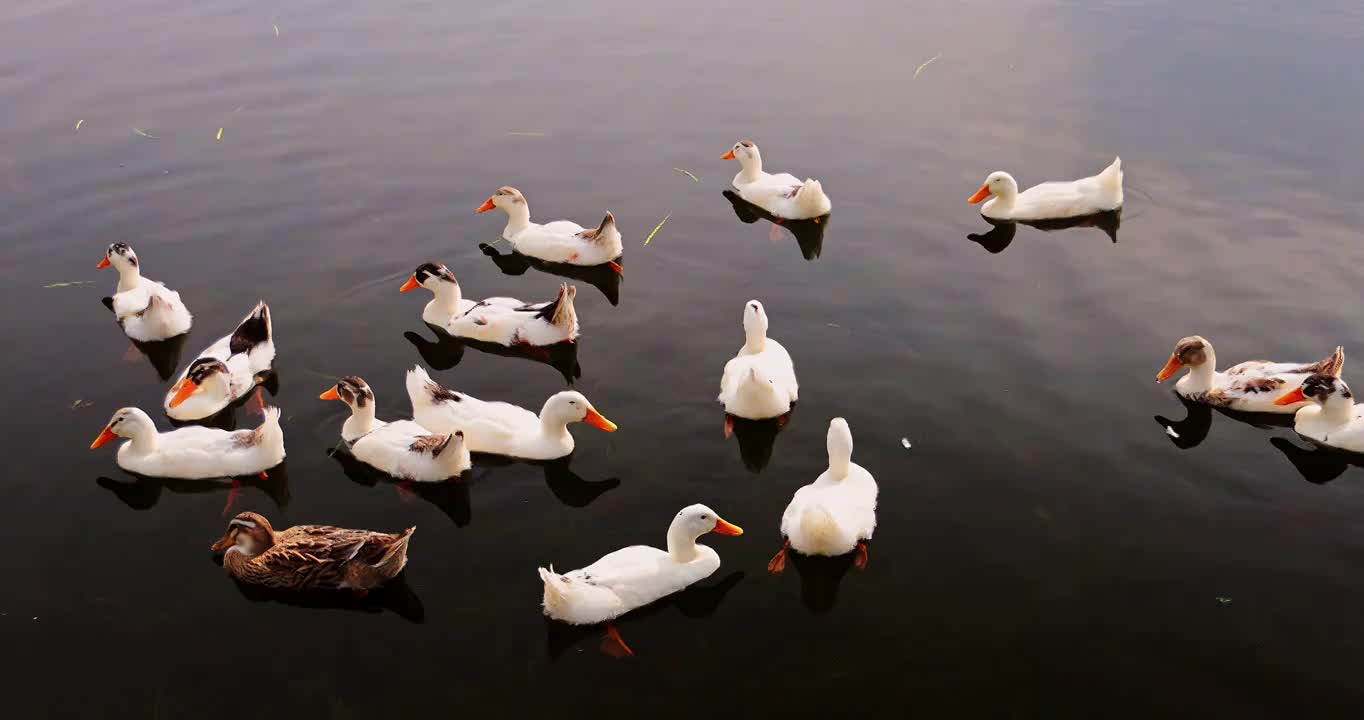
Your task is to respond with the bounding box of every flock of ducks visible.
[93,138,1359,655]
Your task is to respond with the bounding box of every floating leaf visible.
[913,53,941,80]
[506,131,547,137]
[901,437,911,449]
[1216,597,1232,605]
[216,127,224,141]
[70,399,94,410]
[272,23,280,37]
[642,212,671,246]
[233,105,247,114]
[43,280,94,288]
[131,127,158,139]
[672,167,699,183]
[75,119,84,131]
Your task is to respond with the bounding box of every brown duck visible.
[211,511,414,593]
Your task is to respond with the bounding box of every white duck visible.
[968,157,1123,221]
[90,406,284,479]
[719,300,798,426]
[1275,373,1364,452]
[98,242,193,342]
[164,302,275,421]
[405,365,615,460]
[768,418,877,573]
[320,375,470,481]
[1156,335,1343,414]
[448,283,579,347]
[477,186,623,273]
[398,261,522,329]
[537,503,743,655]
[722,140,831,220]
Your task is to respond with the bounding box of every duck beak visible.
[1155,355,1183,382]
[400,274,421,292]
[210,535,233,553]
[90,425,118,449]
[1274,387,1307,406]
[583,407,617,432]
[711,516,743,536]
[720,149,736,160]
[476,197,496,214]
[967,184,992,204]
[319,385,341,401]
[168,378,199,408]
[96,257,111,269]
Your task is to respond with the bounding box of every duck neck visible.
[503,202,531,237]
[343,404,377,439]
[738,152,763,184]
[428,283,462,317]
[115,264,142,293]
[1182,346,1218,392]
[539,408,572,442]
[828,445,851,481]
[127,428,158,454]
[666,522,701,563]
[743,325,767,354]
[1320,395,1355,426]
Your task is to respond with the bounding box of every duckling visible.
[90,406,285,479]
[768,418,877,573]
[211,511,414,593]
[722,140,832,220]
[165,302,275,420]
[448,282,579,347]
[320,376,470,482]
[1156,335,1343,413]
[398,261,523,328]
[1275,373,1364,452]
[719,300,798,424]
[477,186,623,272]
[98,242,192,342]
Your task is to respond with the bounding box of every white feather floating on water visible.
[1165,426,1180,439]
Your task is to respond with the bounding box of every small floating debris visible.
[233,105,247,114]
[900,437,911,449]
[643,213,671,246]
[913,53,941,80]
[43,280,94,289]
[1216,597,1232,606]
[216,127,224,141]
[75,119,84,131]
[131,127,158,139]
[272,23,280,37]
[70,399,94,410]
[1165,425,1180,439]
[673,167,699,183]
[505,131,547,137]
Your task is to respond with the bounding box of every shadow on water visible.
[722,190,827,261]
[96,461,292,512]
[478,243,622,306]
[543,570,746,659]
[967,209,1122,254]
[102,296,191,381]
[1270,436,1364,485]
[329,446,472,527]
[1154,394,1294,450]
[219,566,425,624]
[728,413,791,473]
[477,453,622,508]
[786,550,859,616]
[403,324,581,385]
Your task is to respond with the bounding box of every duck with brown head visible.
[164,301,275,421]
[320,375,470,482]
[98,242,193,342]
[1155,334,1344,414]
[212,511,415,593]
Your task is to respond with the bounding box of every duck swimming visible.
[399,261,522,328]
[719,300,798,429]
[98,242,192,342]
[321,375,470,482]
[211,511,414,593]
[165,302,275,421]
[1275,372,1364,453]
[968,157,1123,221]
[90,406,285,479]
[1155,335,1343,413]
[722,140,831,221]
[477,186,622,273]
[768,418,877,573]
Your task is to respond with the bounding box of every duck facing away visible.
[719,300,798,429]
[99,242,193,342]
[90,406,285,479]
[1276,373,1364,452]
[968,157,1123,221]
[1156,335,1343,413]
[477,186,623,273]
[406,365,615,460]
[538,503,743,655]
[769,418,877,573]
[321,376,470,482]
[164,301,275,421]
[211,511,414,593]
[399,261,522,329]
[722,140,831,221]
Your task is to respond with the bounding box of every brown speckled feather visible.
[219,515,414,592]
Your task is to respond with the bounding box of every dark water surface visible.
[5,0,1364,716]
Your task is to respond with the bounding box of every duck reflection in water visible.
[97,460,291,514]
[478,243,621,306]
[1154,393,1294,450]
[726,413,791,472]
[403,325,581,384]
[1270,436,1364,485]
[543,571,745,659]
[722,190,827,261]
[967,209,1121,254]
[219,559,424,624]
[103,296,190,381]
[785,551,858,615]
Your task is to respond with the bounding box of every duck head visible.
[89,407,156,449]
[1156,335,1213,382]
[477,185,526,214]
[168,358,231,408]
[401,261,459,294]
[1276,373,1352,410]
[722,140,762,178]
[743,299,769,351]
[98,242,142,291]
[211,512,277,556]
[542,391,617,432]
[320,375,378,438]
[968,171,1018,205]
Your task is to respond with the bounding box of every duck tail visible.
[551,284,578,335]
[1099,156,1123,191]
[405,365,435,409]
[590,212,615,242]
[538,566,570,616]
[1316,345,1346,378]
[795,179,832,217]
[229,301,272,355]
[438,431,470,475]
[256,406,284,452]
[799,506,850,556]
[374,527,415,578]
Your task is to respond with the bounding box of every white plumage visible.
[91,406,285,479]
[778,418,877,558]
[718,300,798,419]
[723,140,832,220]
[477,186,623,270]
[322,376,470,482]
[1156,335,1344,414]
[100,243,192,342]
[969,157,1123,221]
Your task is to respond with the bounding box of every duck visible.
[968,157,1123,221]
[320,375,470,481]
[405,365,615,460]
[89,406,285,479]
[537,503,743,655]
[447,282,579,347]
[722,140,831,221]
[719,300,798,426]
[211,511,414,593]
[477,186,623,273]
[164,301,275,421]
[768,418,877,573]
[1275,372,1364,452]
[398,261,523,329]
[1156,335,1344,413]
[98,242,193,342]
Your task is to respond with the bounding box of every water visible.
[5,0,1364,716]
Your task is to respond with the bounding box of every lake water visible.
[5,0,1364,716]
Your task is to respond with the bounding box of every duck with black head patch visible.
[398,261,523,329]
[320,375,470,482]
[722,139,831,221]
[1275,371,1364,452]
[399,262,578,346]
[211,511,414,593]
[1155,335,1344,413]
[89,405,284,479]
[476,186,623,274]
[164,301,275,421]
[97,242,193,342]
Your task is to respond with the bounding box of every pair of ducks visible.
[1156,335,1364,451]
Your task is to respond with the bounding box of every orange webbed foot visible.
[600,622,634,658]
[723,415,734,439]
[221,479,242,517]
[854,542,869,569]
[767,541,789,574]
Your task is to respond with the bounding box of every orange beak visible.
[967,184,992,204]
[90,425,118,449]
[319,385,341,401]
[400,274,421,292]
[96,257,111,269]
[210,533,234,552]
[1274,387,1307,406]
[168,378,199,408]
[476,197,496,214]
[721,149,736,160]
[711,516,743,536]
[1155,355,1184,382]
[583,407,617,432]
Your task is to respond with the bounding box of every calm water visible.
[5,0,1364,716]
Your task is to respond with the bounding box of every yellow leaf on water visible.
[672,168,699,183]
[913,53,941,80]
[643,213,671,246]
[216,127,224,141]
[75,119,84,131]
[273,23,280,37]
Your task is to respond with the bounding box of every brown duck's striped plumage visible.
[213,512,414,592]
